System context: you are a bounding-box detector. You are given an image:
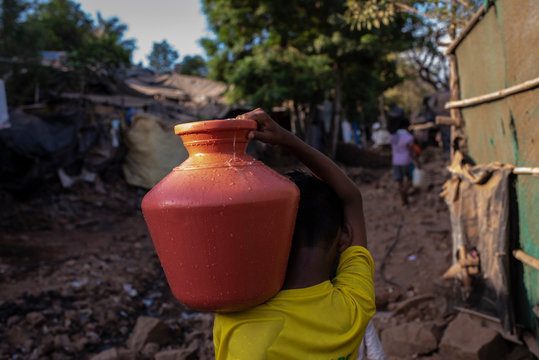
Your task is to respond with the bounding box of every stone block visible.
[438,313,508,360]
[127,316,172,352]
[381,320,439,357]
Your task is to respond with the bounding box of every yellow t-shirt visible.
[213,246,376,360]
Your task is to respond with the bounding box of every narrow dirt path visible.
[0,148,457,359]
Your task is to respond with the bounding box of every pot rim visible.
[174,118,257,136]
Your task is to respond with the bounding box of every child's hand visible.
[237,108,292,146]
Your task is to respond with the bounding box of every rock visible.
[7,315,21,326]
[197,339,217,360]
[405,308,422,321]
[52,352,72,360]
[74,337,89,352]
[6,327,31,348]
[141,342,160,359]
[127,316,172,352]
[374,289,402,309]
[86,331,101,344]
[390,294,435,316]
[185,330,205,343]
[154,342,199,360]
[381,320,439,357]
[23,338,35,352]
[91,348,119,360]
[26,311,46,326]
[438,313,508,360]
[54,334,72,351]
[90,348,134,360]
[117,348,137,360]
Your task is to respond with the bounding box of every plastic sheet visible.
[122,113,188,189]
[357,320,387,360]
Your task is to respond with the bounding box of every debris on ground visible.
[0,147,535,359]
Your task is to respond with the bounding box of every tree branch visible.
[395,2,436,19]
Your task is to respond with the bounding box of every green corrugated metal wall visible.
[454,0,539,339]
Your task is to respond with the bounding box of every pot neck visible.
[175,119,257,157]
[179,128,250,156]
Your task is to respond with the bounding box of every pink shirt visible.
[390,129,414,166]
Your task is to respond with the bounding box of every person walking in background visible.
[387,107,420,207]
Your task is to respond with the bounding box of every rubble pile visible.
[0,147,535,360]
[0,180,214,359]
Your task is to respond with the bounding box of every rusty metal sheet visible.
[461,100,515,165]
[496,0,539,86]
[515,175,539,316]
[509,88,539,332]
[455,8,505,99]
[453,0,539,339]
[507,88,539,166]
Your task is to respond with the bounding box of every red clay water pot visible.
[141,118,299,312]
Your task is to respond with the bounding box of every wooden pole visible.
[448,53,464,158]
[446,1,467,159]
[445,77,539,109]
[513,167,539,176]
[513,249,539,272]
[444,4,486,56]
[435,115,459,126]
[409,122,436,131]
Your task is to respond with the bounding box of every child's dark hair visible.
[286,170,344,249]
[387,106,409,134]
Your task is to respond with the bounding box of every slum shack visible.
[441,0,538,352]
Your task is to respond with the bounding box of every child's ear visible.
[337,222,353,252]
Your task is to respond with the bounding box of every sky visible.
[77,0,211,65]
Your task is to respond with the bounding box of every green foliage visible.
[147,40,179,73]
[27,0,94,51]
[201,0,413,124]
[226,47,333,111]
[344,0,396,31]
[344,0,482,93]
[0,0,135,105]
[345,0,482,33]
[0,0,42,58]
[179,55,207,77]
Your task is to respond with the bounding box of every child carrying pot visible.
[213,108,377,359]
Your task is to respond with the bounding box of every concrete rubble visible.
[381,321,439,357]
[0,147,536,359]
[438,313,508,360]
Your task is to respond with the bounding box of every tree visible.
[1,0,136,104]
[201,0,414,156]
[345,0,483,90]
[147,40,179,73]
[179,55,207,77]
[94,12,136,63]
[0,0,33,57]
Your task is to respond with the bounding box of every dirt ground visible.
[0,147,528,359]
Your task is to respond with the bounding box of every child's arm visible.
[238,108,367,249]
